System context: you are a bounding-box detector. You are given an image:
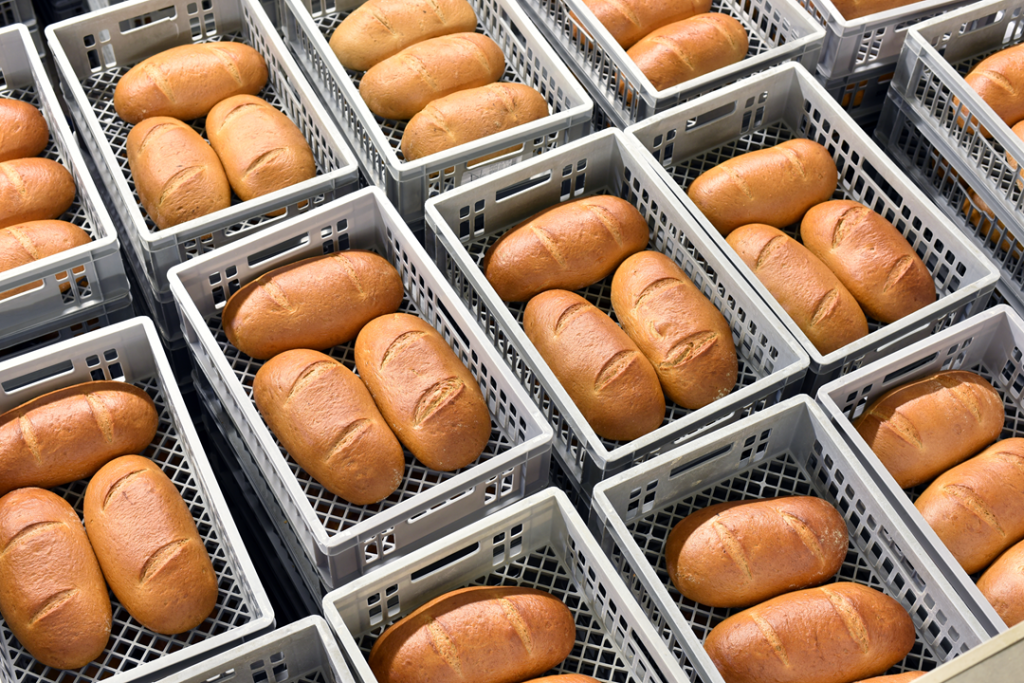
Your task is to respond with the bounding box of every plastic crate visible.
[519,0,823,129]
[820,58,895,127]
[626,63,999,391]
[0,317,274,683]
[818,304,1024,634]
[0,293,133,363]
[44,0,361,296]
[278,0,593,227]
[591,396,997,683]
[169,186,554,589]
[0,0,42,55]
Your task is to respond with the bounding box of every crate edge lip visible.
[810,0,970,32]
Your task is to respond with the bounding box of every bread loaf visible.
[222,250,404,359]
[126,117,230,230]
[402,83,549,161]
[524,289,665,441]
[0,97,48,162]
[253,349,405,505]
[704,582,916,683]
[853,674,926,683]
[611,251,737,409]
[0,220,91,300]
[581,0,711,48]
[360,34,505,120]
[0,158,75,229]
[113,42,268,123]
[801,200,935,324]
[726,223,868,355]
[354,313,491,471]
[915,438,1024,574]
[627,14,748,91]
[687,139,838,235]
[522,677,600,683]
[830,0,923,20]
[368,586,576,683]
[84,455,218,635]
[0,488,111,670]
[483,195,649,302]
[0,380,159,496]
[978,539,1024,627]
[665,497,848,608]
[329,0,477,72]
[964,44,1024,130]
[853,370,1003,488]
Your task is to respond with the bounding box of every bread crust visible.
[0,98,48,162]
[0,220,92,300]
[580,0,712,48]
[627,13,748,90]
[0,158,75,229]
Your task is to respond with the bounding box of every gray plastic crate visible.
[592,396,996,683]
[0,317,273,683]
[169,186,554,590]
[0,0,42,56]
[324,488,700,683]
[44,0,361,297]
[278,0,593,227]
[518,0,823,129]
[626,63,999,391]
[820,57,896,126]
[424,127,809,506]
[0,293,133,363]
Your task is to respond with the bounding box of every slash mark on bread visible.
[140,538,189,583]
[426,618,462,674]
[102,469,147,510]
[821,587,870,653]
[595,351,638,391]
[498,597,534,653]
[1,521,63,556]
[414,379,463,426]
[750,613,789,665]
[554,302,588,335]
[30,588,79,624]
[381,331,427,370]
[712,519,752,579]
[942,483,1005,535]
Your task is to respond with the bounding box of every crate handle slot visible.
[669,443,733,478]
[882,353,939,385]
[411,542,479,581]
[685,102,737,132]
[118,6,178,34]
[247,235,310,268]
[496,172,552,202]
[2,360,75,394]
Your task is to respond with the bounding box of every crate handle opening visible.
[118,6,178,35]
[685,102,737,132]
[247,235,310,268]
[2,360,75,394]
[202,668,237,683]
[411,542,479,581]
[496,172,552,202]
[882,353,939,385]
[669,443,733,479]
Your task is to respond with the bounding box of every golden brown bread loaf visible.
[368,586,576,683]
[0,380,159,496]
[0,488,111,670]
[581,0,711,48]
[360,34,506,120]
[253,349,405,505]
[627,14,748,91]
[964,44,1024,130]
[328,0,477,72]
[483,195,649,302]
[915,439,1024,575]
[687,139,838,235]
[522,677,601,683]
[0,98,48,162]
[222,250,404,360]
[0,220,92,300]
[113,42,268,123]
[401,83,549,161]
[853,674,926,683]
[704,582,916,683]
[830,0,923,20]
[0,158,75,230]
[665,497,848,608]
[978,539,1024,627]
[853,370,1003,489]
[126,117,231,230]
[354,313,491,471]
[84,455,218,635]
[524,289,665,441]
[726,223,868,355]
[611,251,737,409]
[801,200,936,324]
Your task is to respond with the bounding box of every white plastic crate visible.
[820,57,895,126]
[424,127,809,505]
[44,0,361,296]
[0,317,273,683]
[278,0,593,227]
[626,63,999,391]
[0,293,133,363]
[169,186,554,590]
[592,396,996,683]
[0,0,42,55]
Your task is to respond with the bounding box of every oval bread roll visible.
[354,313,491,471]
[483,195,649,302]
[369,586,576,683]
[0,488,111,670]
[978,539,1024,627]
[522,677,601,683]
[801,200,935,324]
[0,158,75,229]
[253,349,405,505]
[0,380,159,497]
[113,42,268,123]
[830,0,922,20]
[0,220,91,300]
[611,251,737,409]
[704,582,916,683]
[360,34,505,120]
[581,0,711,48]
[965,44,1024,130]
[222,250,404,360]
[687,139,838,235]
[402,83,549,161]
[915,439,1024,575]
[84,455,218,635]
[0,98,48,162]
[329,0,477,72]
[627,14,748,91]
[853,673,926,683]
[853,370,1003,489]
[524,289,664,441]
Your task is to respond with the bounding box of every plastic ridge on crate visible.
[169,186,554,589]
[818,304,1024,635]
[0,294,134,364]
[819,57,896,124]
[625,62,999,392]
[423,126,809,506]
[0,317,274,683]
[44,0,361,296]
[278,0,593,227]
[591,395,996,683]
